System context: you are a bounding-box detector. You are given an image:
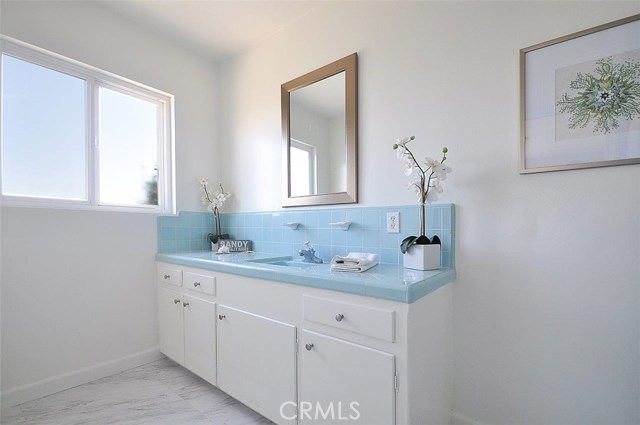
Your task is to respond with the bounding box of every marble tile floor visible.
[1,357,274,425]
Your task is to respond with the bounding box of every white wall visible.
[219,2,640,424]
[0,1,219,405]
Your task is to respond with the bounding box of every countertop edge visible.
[156,252,455,304]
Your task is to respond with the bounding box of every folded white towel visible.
[330,252,379,273]
[331,262,377,273]
[331,252,379,266]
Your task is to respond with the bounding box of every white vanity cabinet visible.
[156,262,453,425]
[157,266,217,385]
[217,305,297,425]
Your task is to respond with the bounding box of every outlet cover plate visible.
[387,212,400,233]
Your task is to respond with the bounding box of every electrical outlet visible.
[387,212,400,233]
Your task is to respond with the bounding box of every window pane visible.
[99,87,159,206]
[290,145,311,197]
[1,54,87,200]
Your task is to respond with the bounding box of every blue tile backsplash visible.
[158,204,455,267]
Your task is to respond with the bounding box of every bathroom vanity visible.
[156,252,454,425]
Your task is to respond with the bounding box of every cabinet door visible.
[217,305,297,425]
[301,330,396,425]
[158,287,184,365]
[183,295,217,385]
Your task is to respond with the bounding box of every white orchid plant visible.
[392,136,451,253]
[199,178,232,243]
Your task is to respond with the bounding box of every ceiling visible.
[97,0,326,61]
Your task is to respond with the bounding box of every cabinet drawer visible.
[184,272,216,296]
[303,296,395,342]
[158,266,182,287]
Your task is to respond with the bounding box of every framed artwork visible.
[520,14,640,173]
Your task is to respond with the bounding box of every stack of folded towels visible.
[330,252,379,273]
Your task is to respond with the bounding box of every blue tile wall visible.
[158,204,456,267]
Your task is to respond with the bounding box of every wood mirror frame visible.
[281,53,358,207]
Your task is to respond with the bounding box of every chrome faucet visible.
[299,241,323,263]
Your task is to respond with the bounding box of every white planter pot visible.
[403,244,441,271]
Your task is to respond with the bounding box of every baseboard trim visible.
[1,347,163,408]
[451,411,490,425]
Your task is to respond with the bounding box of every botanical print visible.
[555,48,640,141]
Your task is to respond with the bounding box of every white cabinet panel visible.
[158,287,184,364]
[301,330,396,425]
[183,295,216,385]
[217,305,297,425]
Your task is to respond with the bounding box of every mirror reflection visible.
[289,72,346,197]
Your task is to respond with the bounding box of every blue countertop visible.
[156,251,455,303]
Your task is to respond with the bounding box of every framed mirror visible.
[281,53,358,207]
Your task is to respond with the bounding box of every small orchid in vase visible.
[392,136,451,257]
[199,178,232,244]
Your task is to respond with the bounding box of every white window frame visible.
[0,36,176,214]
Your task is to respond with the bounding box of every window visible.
[0,37,175,213]
[289,139,317,197]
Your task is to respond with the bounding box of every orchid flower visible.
[392,136,451,243]
[199,178,232,240]
[392,137,450,206]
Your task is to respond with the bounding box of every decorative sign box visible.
[218,239,252,252]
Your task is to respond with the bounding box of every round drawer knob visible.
[335,313,345,322]
[218,314,226,320]
[194,282,201,287]
[183,302,190,307]
[164,274,171,279]
[305,343,314,351]
[173,299,180,304]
